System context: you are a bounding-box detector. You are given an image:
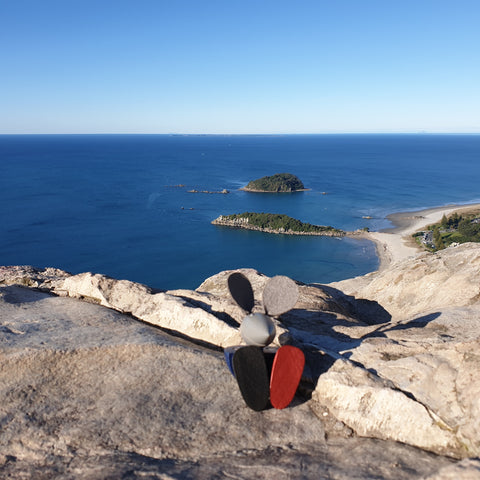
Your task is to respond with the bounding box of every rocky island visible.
[241,173,307,192]
[212,212,345,236]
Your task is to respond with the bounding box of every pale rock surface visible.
[0,266,243,348]
[332,242,480,321]
[312,358,462,456]
[312,243,480,459]
[0,286,324,467]
[58,272,242,348]
[0,284,453,479]
[2,245,480,477]
[422,458,480,480]
[342,306,480,455]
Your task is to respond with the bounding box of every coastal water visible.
[1,134,479,289]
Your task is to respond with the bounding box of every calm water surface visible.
[1,134,479,289]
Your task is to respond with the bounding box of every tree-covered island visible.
[212,212,345,237]
[241,173,307,192]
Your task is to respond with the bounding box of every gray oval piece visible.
[263,275,299,316]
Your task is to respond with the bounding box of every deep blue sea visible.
[1,134,479,290]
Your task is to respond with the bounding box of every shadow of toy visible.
[274,283,441,401]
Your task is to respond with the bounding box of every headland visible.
[212,212,345,236]
[213,204,480,272]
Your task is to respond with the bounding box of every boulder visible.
[307,244,480,459]
[332,242,480,321]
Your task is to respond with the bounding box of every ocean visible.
[1,134,479,290]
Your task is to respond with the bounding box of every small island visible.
[212,212,345,237]
[241,173,307,193]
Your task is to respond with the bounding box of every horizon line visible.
[1,131,480,136]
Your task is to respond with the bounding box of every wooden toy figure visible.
[225,272,305,411]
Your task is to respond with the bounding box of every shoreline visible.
[239,187,311,193]
[360,203,480,271]
[213,203,480,274]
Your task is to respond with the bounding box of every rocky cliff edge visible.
[1,243,480,478]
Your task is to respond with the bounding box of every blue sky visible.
[2,0,479,134]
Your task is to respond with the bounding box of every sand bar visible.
[359,203,480,270]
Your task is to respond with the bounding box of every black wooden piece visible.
[232,346,270,411]
[228,272,255,312]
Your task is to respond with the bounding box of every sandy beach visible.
[359,203,480,270]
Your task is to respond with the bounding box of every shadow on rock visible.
[0,285,53,304]
[277,285,442,398]
[175,294,241,328]
[361,311,442,340]
[320,284,392,325]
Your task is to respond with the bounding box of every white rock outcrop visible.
[0,267,243,348]
[1,283,455,479]
[1,244,480,476]
[332,242,480,320]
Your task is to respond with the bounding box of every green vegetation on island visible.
[413,210,480,251]
[243,173,306,192]
[212,212,345,236]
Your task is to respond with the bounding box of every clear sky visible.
[2,0,479,134]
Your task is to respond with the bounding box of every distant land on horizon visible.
[2,132,480,137]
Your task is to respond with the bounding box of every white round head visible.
[240,313,276,346]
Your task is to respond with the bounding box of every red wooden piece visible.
[270,345,305,409]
